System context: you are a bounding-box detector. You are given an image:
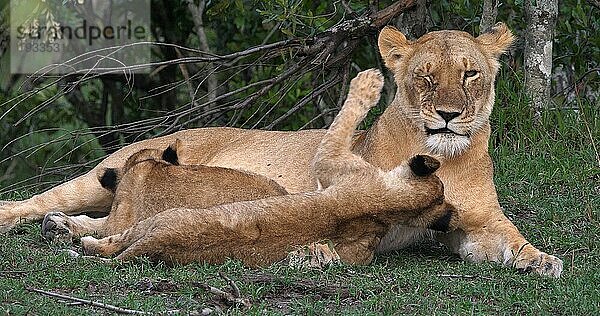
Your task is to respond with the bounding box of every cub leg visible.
[81,217,155,258]
[41,212,107,243]
[0,172,112,233]
[313,69,384,186]
[332,218,386,265]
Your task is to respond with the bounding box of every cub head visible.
[97,139,183,193]
[378,22,514,157]
[382,155,457,232]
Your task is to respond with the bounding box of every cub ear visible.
[378,26,412,70]
[476,22,514,59]
[162,139,181,165]
[409,155,440,177]
[97,168,120,193]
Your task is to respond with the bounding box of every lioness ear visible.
[98,168,120,193]
[476,22,514,59]
[378,26,412,70]
[162,139,181,165]
[409,155,440,177]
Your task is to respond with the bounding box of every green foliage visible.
[0,0,598,194]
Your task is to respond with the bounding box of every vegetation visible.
[1,131,598,313]
[0,0,598,314]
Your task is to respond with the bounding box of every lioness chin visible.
[0,23,562,277]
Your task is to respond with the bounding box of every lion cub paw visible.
[41,212,74,244]
[348,69,384,111]
[512,251,564,278]
[80,236,101,255]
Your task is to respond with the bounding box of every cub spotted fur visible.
[81,70,457,266]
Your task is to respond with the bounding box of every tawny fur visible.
[81,70,456,266]
[41,140,288,240]
[1,23,563,277]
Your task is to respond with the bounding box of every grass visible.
[1,95,599,314]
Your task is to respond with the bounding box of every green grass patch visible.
[2,93,599,314]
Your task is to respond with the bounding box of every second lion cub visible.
[42,141,288,242]
[81,69,457,266]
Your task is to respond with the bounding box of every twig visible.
[266,75,342,129]
[437,274,494,281]
[218,272,241,299]
[195,272,251,308]
[26,287,151,315]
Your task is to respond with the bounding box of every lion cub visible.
[41,141,288,241]
[81,69,457,266]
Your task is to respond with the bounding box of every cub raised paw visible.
[347,69,384,111]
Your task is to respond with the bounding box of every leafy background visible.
[0,0,598,194]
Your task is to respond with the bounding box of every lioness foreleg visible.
[0,172,112,233]
[437,212,563,278]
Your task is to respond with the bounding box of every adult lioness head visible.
[378,23,514,157]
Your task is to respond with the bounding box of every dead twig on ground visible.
[194,272,251,308]
[437,274,494,281]
[25,287,179,315]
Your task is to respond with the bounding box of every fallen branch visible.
[437,274,494,281]
[26,287,153,314]
[194,272,251,308]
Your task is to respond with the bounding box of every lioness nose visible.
[437,110,461,122]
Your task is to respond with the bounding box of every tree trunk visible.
[186,0,218,110]
[524,0,558,119]
[479,0,498,33]
[394,0,431,40]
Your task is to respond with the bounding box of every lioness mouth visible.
[425,127,467,137]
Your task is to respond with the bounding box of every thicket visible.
[0,0,598,194]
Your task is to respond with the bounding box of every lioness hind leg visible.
[0,172,113,233]
[42,212,107,243]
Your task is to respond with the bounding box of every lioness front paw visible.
[42,212,74,243]
[348,69,384,110]
[508,250,563,278]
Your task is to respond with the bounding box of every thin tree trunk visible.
[186,0,218,109]
[479,0,498,33]
[394,0,431,40]
[524,0,558,119]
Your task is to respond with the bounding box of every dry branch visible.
[26,287,177,315]
[186,0,218,107]
[479,0,499,33]
[1,1,416,195]
[437,274,494,281]
[194,272,251,308]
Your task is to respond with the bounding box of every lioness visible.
[41,139,288,242]
[0,23,563,277]
[80,70,456,266]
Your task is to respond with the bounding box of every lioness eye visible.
[464,70,478,78]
